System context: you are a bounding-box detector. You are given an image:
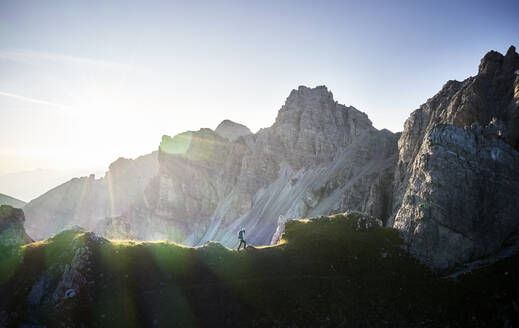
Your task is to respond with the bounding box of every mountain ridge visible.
[22,46,519,270]
[24,84,397,249]
[214,119,252,141]
[0,193,26,208]
[1,211,518,327]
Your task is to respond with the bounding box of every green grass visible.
[1,213,518,327]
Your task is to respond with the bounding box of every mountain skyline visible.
[0,168,106,202]
[1,0,518,175]
[20,41,519,270]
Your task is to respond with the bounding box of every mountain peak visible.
[297,85,329,92]
[0,193,26,208]
[506,45,516,57]
[478,45,518,76]
[215,119,252,141]
[287,85,333,104]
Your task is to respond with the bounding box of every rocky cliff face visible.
[24,86,398,248]
[115,86,398,246]
[0,205,32,248]
[260,86,375,170]
[136,86,398,246]
[392,46,519,268]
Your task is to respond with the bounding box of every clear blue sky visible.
[0,0,518,174]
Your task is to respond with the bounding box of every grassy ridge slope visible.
[1,213,518,327]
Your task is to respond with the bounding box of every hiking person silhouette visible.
[237,228,247,250]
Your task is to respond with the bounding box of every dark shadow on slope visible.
[1,213,518,327]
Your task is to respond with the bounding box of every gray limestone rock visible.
[23,85,397,249]
[392,46,519,269]
[215,119,252,141]
[394,124,519,268]
[0,205,32,247]
[142,86,396,247]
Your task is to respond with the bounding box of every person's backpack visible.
[238,230,244,240]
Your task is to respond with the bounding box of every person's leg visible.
[237,241,241,250]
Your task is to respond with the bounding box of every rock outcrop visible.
[0,205,33,248]
[392,46,519,268]
[0,193,26,208]
[215,119,252,141]
[19,230,103,326]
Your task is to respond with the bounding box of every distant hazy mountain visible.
[23,154,159,240]
[0,168,104,202]
[0,194,26,208]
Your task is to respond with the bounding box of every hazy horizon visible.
[1,0,518,175]
[0,167,106,202]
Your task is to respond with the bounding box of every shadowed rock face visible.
[0,205,32,247]
[392,46,519,268]
[3,214,519,327]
